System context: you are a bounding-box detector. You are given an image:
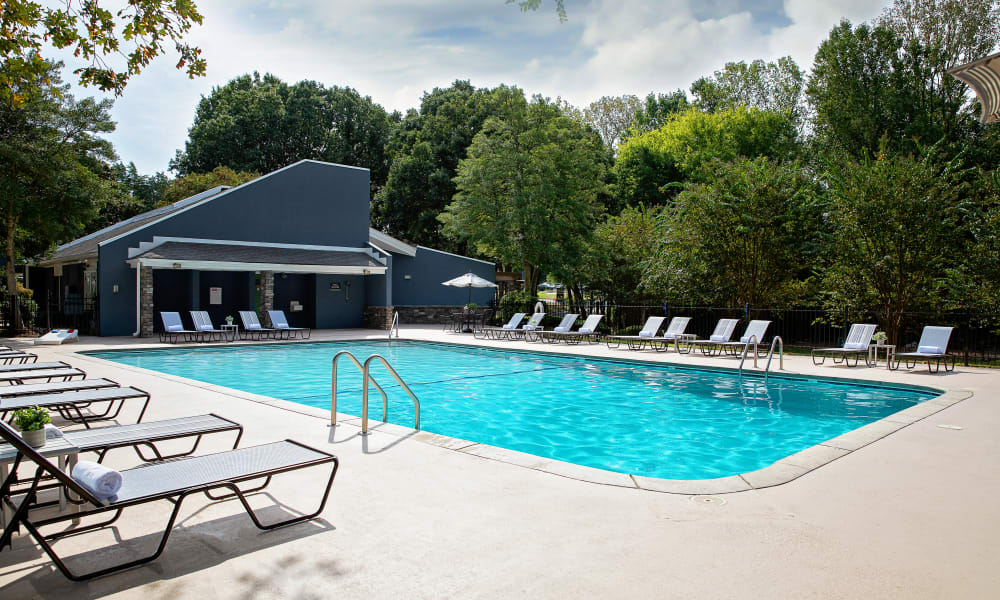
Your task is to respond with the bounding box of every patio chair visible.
[239,310,278,340]
[0,352,37,365]
[159,312,197,343]
[190,311,226,342]
[542,314,605,344]
[533,314,577,342]
[811,324,877,367]
[0,368,85,385]
[0,378,119,399]
[891,326,956,373]
[0,420,339,582]
[475,312,526,340]
[505,312,546,341]
[605,316,666,350]
[679,319,741,355]
[648,317,694,352]
[0,386,151,428]
[717,320,771,357]
[266,310,312,339]
[0,361,74,374]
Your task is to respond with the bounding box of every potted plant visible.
[872,331,888,345]
[225,315,234,325]
[13,406,51,448]
[466,302,478,312]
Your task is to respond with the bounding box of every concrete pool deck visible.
[1,326,998,598]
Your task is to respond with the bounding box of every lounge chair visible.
[542,314,604,344]
[0,352,37,365]
[0,420,339,581]
[239,310,278,340]
[679,319,740,355]
[505,312,546,340]
[605,316,666,350]
[159,312,197,343]
[811,324,877,367]
[190,311,226,342]
[0,368,85,384]
[0,378,119,398]
[529,313,577,342]
[648,317,694,352]
[891,326,956,373]
[475,312,526,340]
[0,386,151,428]
[718,320,771,356]
[266,310,311,339]
[0,361,73,374]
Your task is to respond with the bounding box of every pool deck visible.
[1,326,998,598]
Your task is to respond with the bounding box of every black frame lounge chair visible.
[190,311,226,342]
[0,420,339,581]
[59,413,243,463]
[0,378,119,398]
[159,312,197,343]
[239,310,277,340]
[0,352,37,365]
[475,312,526,340]
[541,314,604,344]
[0,368,85,384]
[890,326,957,373]
[605,316,666,350]
[717,320,771,357]
[647,317,694,352]
[0,387,151,428]
[504,312,546,341]
[266,310,311,339]
[0,361,74,374]
[811,324,877,367]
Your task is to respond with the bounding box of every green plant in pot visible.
[13,405,51,448]
[872,331,888,345]
[225,315,234,325]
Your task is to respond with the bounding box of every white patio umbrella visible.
[441,272,498,305]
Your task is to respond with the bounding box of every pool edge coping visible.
[70,338,974,496]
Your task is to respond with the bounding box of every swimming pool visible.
[87,340,936,480]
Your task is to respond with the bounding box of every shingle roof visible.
[131,241,383,269]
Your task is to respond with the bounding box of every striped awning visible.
[948,51,1000,124]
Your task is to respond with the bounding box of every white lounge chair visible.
[648,317,694,352]
[891,326,956,373]
[718,320,771,356]
[159,312,197,343]
[506,312,546,340]
[811,324,877,367]
[266,310,311,339]
[530,313,576,342]
[542,314,604,344]
[606,316,666,350]
[677,318,741,354]
[475,312,526,340]
[190,311,226,342]
[239,310,278,340]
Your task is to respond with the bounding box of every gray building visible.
[30,160,494,336]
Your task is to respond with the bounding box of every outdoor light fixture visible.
[112,285,119,293]
[404,274,412,280]
[172,263,182,269]
[329,282,341,291]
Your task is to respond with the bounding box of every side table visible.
[0,436,80,527]
[221,323,239,342]
[869,343,896,369]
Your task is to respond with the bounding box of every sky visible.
[53,0,891,175]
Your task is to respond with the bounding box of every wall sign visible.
[209,287,222,305]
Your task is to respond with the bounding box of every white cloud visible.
[51,0,891,174]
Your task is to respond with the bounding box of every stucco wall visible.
[390,247,495,307]
[98,161,370,335]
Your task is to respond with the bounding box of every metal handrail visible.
[764,336,783,381]
[330,350,388,427]
[738,335,759,373]
[362,354,420,435]
[389,311,399,339]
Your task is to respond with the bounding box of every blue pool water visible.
[87,341,936,479]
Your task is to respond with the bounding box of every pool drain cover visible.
[691,495,726,506]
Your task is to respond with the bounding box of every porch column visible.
[140,266,154,337]
[260,271,274,325]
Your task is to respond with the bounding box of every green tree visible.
[160,166,260,206]
[0,60,115,327]
[0,0,205,101]
[580,95,644,150]
[441,97,608,293]
[820,148,970,342]
[582,204,661,305]
[86,163,169,233]
[645,157,824,307]
[632,90,690,134]
[172,73,396,197]
[613,107,798,209]
[691,57,806,127]
[373,81,524,250]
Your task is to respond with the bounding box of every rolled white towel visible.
[44,423,63,439]
[72,460,123,501]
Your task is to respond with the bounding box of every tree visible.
[172,73,396,197]
[613,107,799,209]
[0,0,205,102]
[441,97,608,294]
[580,95,644,150]
[373,81,524,251]
[645,157,824,307]
[507,0,566,21]
[691,57,806,127]
[631,90,690,134]
[0,60,115,327]
[582,205,661,306]
[820,148,970,343]
[160,166,260,206]
[86,163,169,233]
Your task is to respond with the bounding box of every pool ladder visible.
[738,336,783,380]
[330,350,420,435]
[389,310,399,339]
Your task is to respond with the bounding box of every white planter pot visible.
[21,428,46,448]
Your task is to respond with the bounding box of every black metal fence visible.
[493,300,1000,366]
[0,294,100,337]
